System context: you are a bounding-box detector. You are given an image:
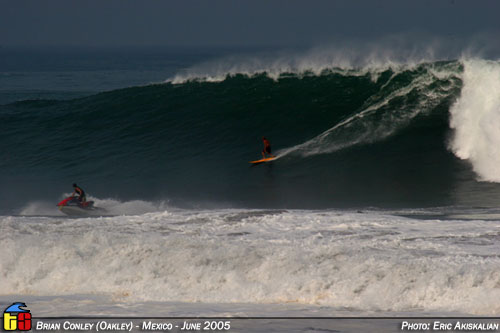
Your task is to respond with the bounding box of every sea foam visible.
[2,209,499,315]
[449,59,500,182]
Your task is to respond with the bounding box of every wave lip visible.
[168,43,449,84]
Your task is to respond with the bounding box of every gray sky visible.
[1,0,499,47]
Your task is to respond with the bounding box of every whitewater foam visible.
[91,197,169,216]
[449,58,500,182]
[2,209,500,315]
[17,196,169,216]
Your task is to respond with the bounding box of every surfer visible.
[71,183,87,203]
[262,137,274,158]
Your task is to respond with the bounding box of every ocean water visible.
[1,46,500,329]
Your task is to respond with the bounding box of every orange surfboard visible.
[249,157,276,165]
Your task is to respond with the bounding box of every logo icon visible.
[3,302,31,331]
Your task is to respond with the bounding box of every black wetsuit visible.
[263,140,272,155]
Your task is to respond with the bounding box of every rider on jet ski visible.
[72,183,86,203]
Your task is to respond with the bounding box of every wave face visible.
[2,58,500,210]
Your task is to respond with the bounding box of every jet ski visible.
[57,196,104,216]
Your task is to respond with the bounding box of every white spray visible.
[449,59,500,181]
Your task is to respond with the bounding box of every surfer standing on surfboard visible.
[262,137,275,158]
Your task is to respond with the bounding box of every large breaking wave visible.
[1,57,500,210]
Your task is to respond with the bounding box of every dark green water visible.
[3,59,500,211]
